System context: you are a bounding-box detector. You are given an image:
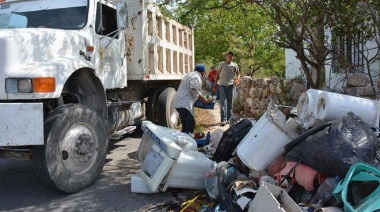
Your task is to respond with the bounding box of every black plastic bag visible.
[286,112,380,177]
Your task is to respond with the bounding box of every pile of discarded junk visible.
[131,89,380,212]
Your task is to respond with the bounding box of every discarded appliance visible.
[315,91,380,128]
[297,89,324,128]
[131,172,159,194]
[297,89,380,130]
[136,121,197,162]
[248,182,303,212]
[164,150,214,190]
[132,121,214,193]
[237,103,297,171]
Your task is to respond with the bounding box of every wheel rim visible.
[169,107,178,126]
[61,123,98,175]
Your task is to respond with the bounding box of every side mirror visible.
[116,3,128,29]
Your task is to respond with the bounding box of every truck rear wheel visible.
[157,87,178,128]
[145,89,162,124]
[33,104,108,193]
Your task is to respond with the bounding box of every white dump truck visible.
[0,0,194,193]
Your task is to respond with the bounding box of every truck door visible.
[94,2,127,89]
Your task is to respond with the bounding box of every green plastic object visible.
[333,162,380,212]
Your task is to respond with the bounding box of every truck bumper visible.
[0,103,44,146]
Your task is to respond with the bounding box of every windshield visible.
[0,0,88,29]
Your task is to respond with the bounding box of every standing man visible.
[208,66,219,99]
[213,52,240,126]
[172,64,210,136]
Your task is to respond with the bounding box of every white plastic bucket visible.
[296,89,324,128]
[316,92,379,127]
[237,107,296,171]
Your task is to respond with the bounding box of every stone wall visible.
[234,76,306,118]
[233,73,380,119]
[343,72,375,97]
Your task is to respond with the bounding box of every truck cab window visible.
[95,3,118,38]
[0,0,88,29]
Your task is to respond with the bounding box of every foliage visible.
[233,97,244,114]
[162,0,380,90]
[255,0,330,88]
[161,0,285,78]
[162,0,326,87]
[324,1,380,92]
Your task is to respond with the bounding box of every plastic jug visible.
[309,176,340,206]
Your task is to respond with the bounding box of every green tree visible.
[162,1,285,77]
[324,1,380,93]
[164,0,380,89]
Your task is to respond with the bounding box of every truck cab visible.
[0,0,194,193]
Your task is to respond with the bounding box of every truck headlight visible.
[5,77,55,93]
[6,78,33,93]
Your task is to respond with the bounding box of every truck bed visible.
[125,0,194,81]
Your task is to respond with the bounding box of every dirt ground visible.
[194,92,230,134]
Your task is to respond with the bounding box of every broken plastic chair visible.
[332,162,380,212]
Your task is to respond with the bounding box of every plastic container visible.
[237,106,297,171]
[165,150,214,190]
[296,89,324,128]
[316,92,379,127]
[137,121,197,162]
[205,163,219,200]
[259,175,277,186]
[309,176,340,206]
[209,128,223,149]
[333,162,380,212]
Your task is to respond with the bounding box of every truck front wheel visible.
[33,104,109,193]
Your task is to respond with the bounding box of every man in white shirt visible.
[213,51,240,126]
[171,64,211,135]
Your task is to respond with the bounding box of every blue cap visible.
[195,64,206,72]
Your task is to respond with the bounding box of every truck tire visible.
[33,104,109,193]
[145,89,162,124]
[157,87,178,128]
